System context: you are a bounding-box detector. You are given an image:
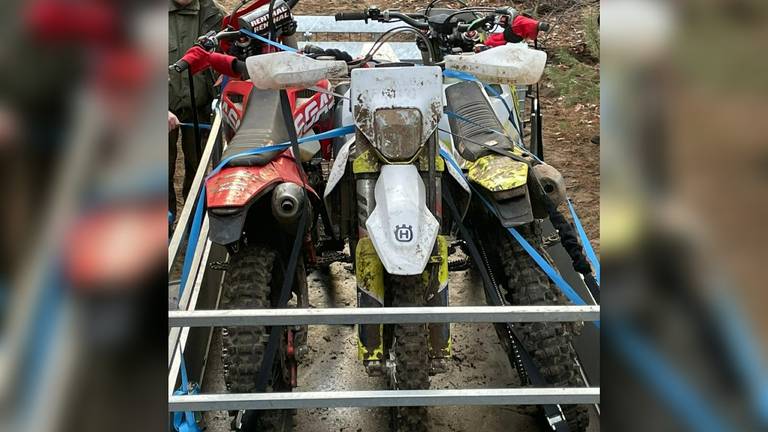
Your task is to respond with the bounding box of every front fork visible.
[351,141,451,372]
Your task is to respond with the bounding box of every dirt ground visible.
[201,263,599,432]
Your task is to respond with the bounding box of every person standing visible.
[168,0,223,219]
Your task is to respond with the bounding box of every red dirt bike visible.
[170,0,346,430]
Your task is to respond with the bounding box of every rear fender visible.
[467,154,534,227]
[206,152,317,245]
[466,153,528,191]
[485,186,535,227]
[208,208,251,246]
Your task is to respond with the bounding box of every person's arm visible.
[200,0,226,35]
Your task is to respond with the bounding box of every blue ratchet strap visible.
[180,122,212,130]
[713,292,768,423]
[439,148,598,329]
[216,76,229,114]
[178,191,206,296]
[567,199,600,285]
[173,356,201,432]
[608,320,731,432]
[239,28,298,52]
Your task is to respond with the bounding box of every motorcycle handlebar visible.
[335,10,429,29]
[170,60,189,73]
[334,11,368,21]
[386,12,429,29]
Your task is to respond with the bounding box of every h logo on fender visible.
[394,224,414,242]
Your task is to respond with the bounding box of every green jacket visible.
[169,0,224,113]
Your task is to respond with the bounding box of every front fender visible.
[365,165,439,275]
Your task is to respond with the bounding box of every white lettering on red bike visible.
[294,92,333,135]
[222,101,241,131]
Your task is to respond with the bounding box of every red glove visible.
[179,46,238,77]
[484,15,542,48]
[511,15,541,41]
[484,32,507,48]
[208,52,238,77]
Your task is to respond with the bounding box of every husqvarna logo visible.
[394,224,414,242]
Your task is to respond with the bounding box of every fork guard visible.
[355,236,452,362]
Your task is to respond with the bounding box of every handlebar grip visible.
[301,44,325,55]
[169,60,189,73]
[335,11,368,21]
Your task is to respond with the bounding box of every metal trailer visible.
[168,15,600,427]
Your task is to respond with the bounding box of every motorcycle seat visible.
[222,87,290,167]
[445,80,515,162]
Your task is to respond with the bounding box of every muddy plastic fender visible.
[444,43,547,85]
[246,52,348,90]
[365,165,439,275]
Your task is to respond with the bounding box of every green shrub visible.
[583,9,600,58]
[546,49,599,106]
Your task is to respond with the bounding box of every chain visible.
[477,238,529,384]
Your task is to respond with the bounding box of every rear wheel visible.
[497,222,589,432]
[389,275,430,432]
[220,245,295,432]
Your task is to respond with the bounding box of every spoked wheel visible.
[220,245,296,432]
[388,275,430,432]
[495,222,590,432]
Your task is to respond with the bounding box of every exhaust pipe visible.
[532,163,566,207]
[271,182,306,227]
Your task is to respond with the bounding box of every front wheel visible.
[388,275,430,432]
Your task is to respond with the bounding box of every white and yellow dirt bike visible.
[319,5,589,432]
